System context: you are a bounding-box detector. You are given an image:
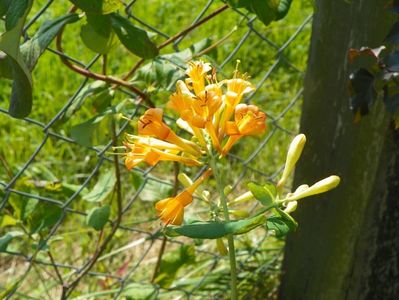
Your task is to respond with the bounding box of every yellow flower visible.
[124,139,201,170]
[155,169,212,225]
[185,60,212,96]
[219,72,255,134]
[283,176,341,202]
[222,104,266,155]
[138,108,201,157]
[277,134,306,190]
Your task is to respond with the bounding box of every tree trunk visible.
[279,0,399,299]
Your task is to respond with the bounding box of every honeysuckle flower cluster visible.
[122,60,267,225]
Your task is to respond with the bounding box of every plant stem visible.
[210,156,238,300]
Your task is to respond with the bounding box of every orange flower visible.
[222,104,266,155]
[219,73,255,134]
[138,108,201,157]
[155,169,212,225]
[124,139,201,170]
[185,60,212,96]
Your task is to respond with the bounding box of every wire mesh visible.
[0,0,312,299]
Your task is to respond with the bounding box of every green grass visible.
[0,1,313,299]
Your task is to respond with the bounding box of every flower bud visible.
[178,173,193,188]
[285,175,340,202]
[283,201,298,213]
[231,191,254,204]
[278,134,306,189]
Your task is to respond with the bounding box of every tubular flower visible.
[185,60,212,96]
[222,104,266,155]
[124,140,201,170]
[138,108,201,156]
[155,169,212,225]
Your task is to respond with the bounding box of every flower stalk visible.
[210,155,238,300]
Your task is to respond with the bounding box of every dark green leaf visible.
[81,13,114,54]
[0,0,33,118]
[86,205,110,230]
[250,0,278,26]
[226,0,252,9]
[349,68,377,118]
[83,169,116,202]
[132,39,212,92]
[165,214,267,239]
[5,0,30,30]
[110,13,158,59]
[0,0,11,17]
[9,197,38,221]
[21,13,80,71]
[27,204,63,234]
[266,216,291,238]
[276,0,293,20]
[155,245,196,288]
[0,231,23,252]
[247,182,276,207]
[63,81,108,120]
[69,0,122,14]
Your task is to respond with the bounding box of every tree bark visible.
[279,0,399,299]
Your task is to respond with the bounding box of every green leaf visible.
[154,245,196,288]
[276,0,293,20]
[69,0,123,14]
[0,231,23,252]
[27,204,63,234]
[0,0,33,118]
[9,197,38,221]
[121,283,157,299]
[86,205,110,231]
[140,179,173,202]
[266,216,291,238]
[247,182,276,207]
[250,0,278,26]
[226,0,252,9]
[81,13,115,54]
[63,81,108,120]
[0,0,11,17]
[21,13,80,71]
[0,215,18,228]
[132,38,212,92]
[110,13,158,59]
[349,68,377,119]
[70,105,115,147]
[165,214,267,239]
[83,169,116,202]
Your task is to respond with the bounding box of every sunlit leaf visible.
[86,205,110,230]
[69,0,123,14]
[247,182,276,207]
[165,214,267,239]
[110,13,158,59]
[80,13,115,54]
[83,169,116,202]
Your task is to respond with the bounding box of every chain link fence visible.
[0,0,312,298]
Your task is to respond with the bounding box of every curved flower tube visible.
[222,104,266,155]
[155,169,212,225]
